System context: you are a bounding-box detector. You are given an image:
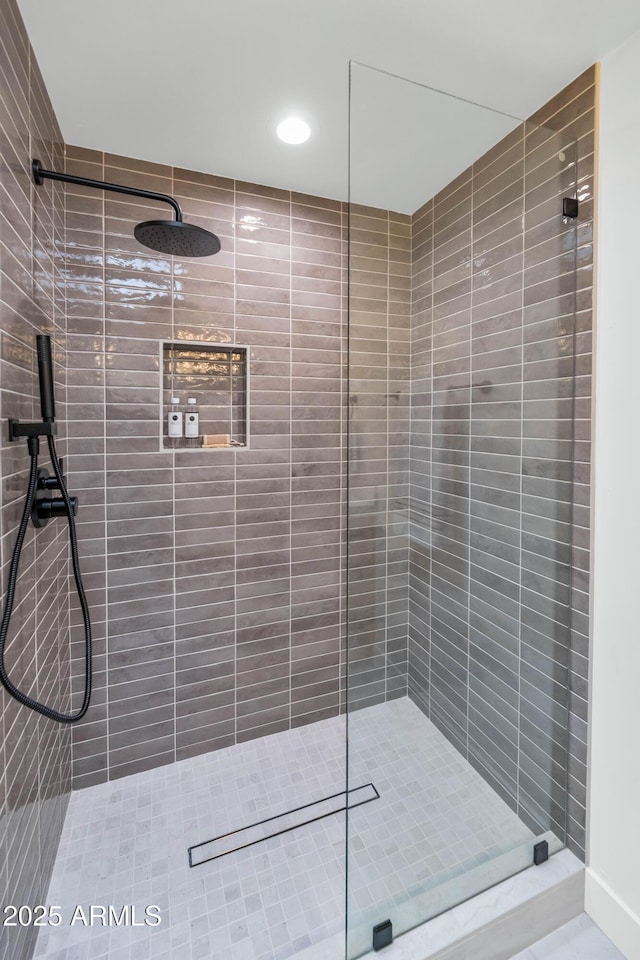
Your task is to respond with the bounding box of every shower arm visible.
[31,159,184,221]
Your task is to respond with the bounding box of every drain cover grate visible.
[188,782,379,867]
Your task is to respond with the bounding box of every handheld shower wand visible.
[37,333,56,422]
[0,335,92,724]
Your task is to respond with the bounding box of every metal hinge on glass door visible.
[373,919,393,951]
[533,840,549,865]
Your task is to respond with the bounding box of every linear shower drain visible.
[188,782,379,867]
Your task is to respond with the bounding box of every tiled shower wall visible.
[64,150,414,786]
[64,71,593,863]
[0,2,71,958]
[347,205,411,709]
[408,67,595,859]
[529,68,595,860]
[64,150,408,787]
[64,149,346,786]
[0,18,588,879]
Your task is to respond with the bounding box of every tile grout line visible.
[516,127,526,816]
[101,149,110,784]
[408,208,413,702]
[233,176,238,747]
[289,186,293,732]
[27,40,45,896]
[171,162,177,765]
[467,166,473,757]
[385,209,390,704]
[428,200,434,722]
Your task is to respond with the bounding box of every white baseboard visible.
[586,869,640,960]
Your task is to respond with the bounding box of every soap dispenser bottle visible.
[168,397,183,444]
[185,397,200,445]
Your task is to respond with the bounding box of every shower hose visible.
[0,434,92,723]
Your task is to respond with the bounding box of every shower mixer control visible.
[32,466,78,528]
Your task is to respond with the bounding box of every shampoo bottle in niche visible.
[168,397,183,442]
[185,398,200,445]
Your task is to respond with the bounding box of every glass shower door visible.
[346,62,578,957]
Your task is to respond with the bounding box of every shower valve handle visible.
[40,460,67,489]
[31,466,78,528]
[33,495,78,527]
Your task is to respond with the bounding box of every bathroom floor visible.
[35,698,536,960]
[511,914,626,960]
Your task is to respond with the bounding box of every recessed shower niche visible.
[161,341,248,450]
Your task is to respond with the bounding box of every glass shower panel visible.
[346,62,578,958]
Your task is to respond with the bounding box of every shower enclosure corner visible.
[345,60,578,958]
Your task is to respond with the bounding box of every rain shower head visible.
[134,219,221,257]
[32,159,221,258]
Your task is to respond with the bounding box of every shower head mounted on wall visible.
[133,219,220,257]
[31,159,221,258]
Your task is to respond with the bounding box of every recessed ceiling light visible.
[276,116,311,145]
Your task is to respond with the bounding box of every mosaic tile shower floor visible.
[34,698,535,960]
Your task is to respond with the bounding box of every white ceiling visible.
[17,0,640,213]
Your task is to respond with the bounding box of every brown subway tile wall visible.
[527,67,595,859]
[65,71,592,860]
[0,18,593,952]
[408,198,433,719]
[407,67,595,860]
[65,152,407,784]
[0,2,71,959]
[347,206,411,710]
